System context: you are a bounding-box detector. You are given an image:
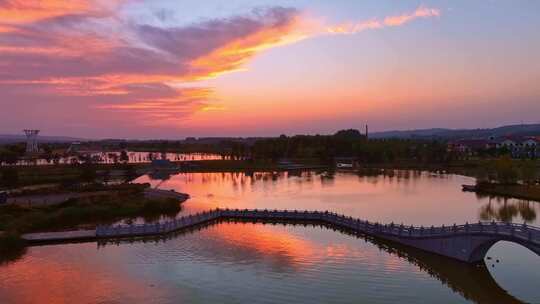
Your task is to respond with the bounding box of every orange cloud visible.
[95,87,215,126]
[326,6,440,34]
[384,6,440,26]
[0,0,90,23]
[187,10,307,80]
[0,0,123,26]
[0,2,443,130]
[200,105,227,112]
[190,6,441,81]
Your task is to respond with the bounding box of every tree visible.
[334,129,365,140]
[520,160,538,186]
[120,150,129,163]
[108,153,119,164]
[475,165,490,186]
[494,156,518,184]
[0,150,19,165]
[52,153,61,165]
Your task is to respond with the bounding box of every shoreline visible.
[471,183,540,202]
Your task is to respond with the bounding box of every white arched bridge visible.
[96,208,540,264]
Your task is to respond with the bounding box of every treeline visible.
[0,144,25,164]
[232,129,453,163]
[0,129,461,165]
[122,140,223,154]
[476,157,539,185]
[0,143,68,165]
[127,129,453,163]
[84,129,454,164]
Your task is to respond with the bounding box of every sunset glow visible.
[1,0,539,138]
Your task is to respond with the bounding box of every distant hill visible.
[0,134,84,144]
[370,124,540,140]
[2,123,540,144]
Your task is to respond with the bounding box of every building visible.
[334,157,359,169]
[447,139,489,154]
[497,139,517,149]
[449,136,539,158]
[522,138,538,148]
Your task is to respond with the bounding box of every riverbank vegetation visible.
[471,157,540,201]
[0,185,182,258]
[474,183,540,202]
[0,182,181,231]
[0,193,181,264]
[0,163,142,189]
[2,129,539,200]
[0,232,27,265]
[0,177,186,263]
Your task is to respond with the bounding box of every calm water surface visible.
[1,171,539,303]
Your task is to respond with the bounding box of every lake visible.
[1,170,539,303]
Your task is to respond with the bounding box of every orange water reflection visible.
[135,171,540,226]
[2,171,538,303]
[0,222,428,304]
[0,244,168,303]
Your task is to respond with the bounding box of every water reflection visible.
[137,170,540,226]
[1,219,537,303]
[98,220,526,304]
[2,170,539,303]
[479,198,537,223]
[372,237,524,304]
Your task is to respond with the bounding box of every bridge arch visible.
[468,237,540,264]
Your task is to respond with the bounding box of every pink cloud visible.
[326,6,440,34]
[384,6,440,26]
[0,2,301,126]
[0,2,441,133]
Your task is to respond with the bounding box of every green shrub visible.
[0,193,182,234]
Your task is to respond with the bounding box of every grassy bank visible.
[0,194,182,234]
[0,183,185,263]
[475,183,540,202]
[0,232,27,265]
[1,163,147,187]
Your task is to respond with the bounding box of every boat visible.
[461,184,477,192]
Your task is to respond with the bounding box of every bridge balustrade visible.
[94,209,540,252]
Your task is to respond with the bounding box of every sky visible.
[1,0,539,139]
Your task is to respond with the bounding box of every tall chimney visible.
[365,124,369,140]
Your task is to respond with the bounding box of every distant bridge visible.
[94,209,540,264]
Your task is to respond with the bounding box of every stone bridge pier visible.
[381,224,540,263]
[386,232,540,263]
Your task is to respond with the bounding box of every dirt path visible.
[7,191,114,207]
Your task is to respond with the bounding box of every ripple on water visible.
[0,222,535,304]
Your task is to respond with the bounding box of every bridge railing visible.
[95,208,540,243]
[96,209,221,237]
